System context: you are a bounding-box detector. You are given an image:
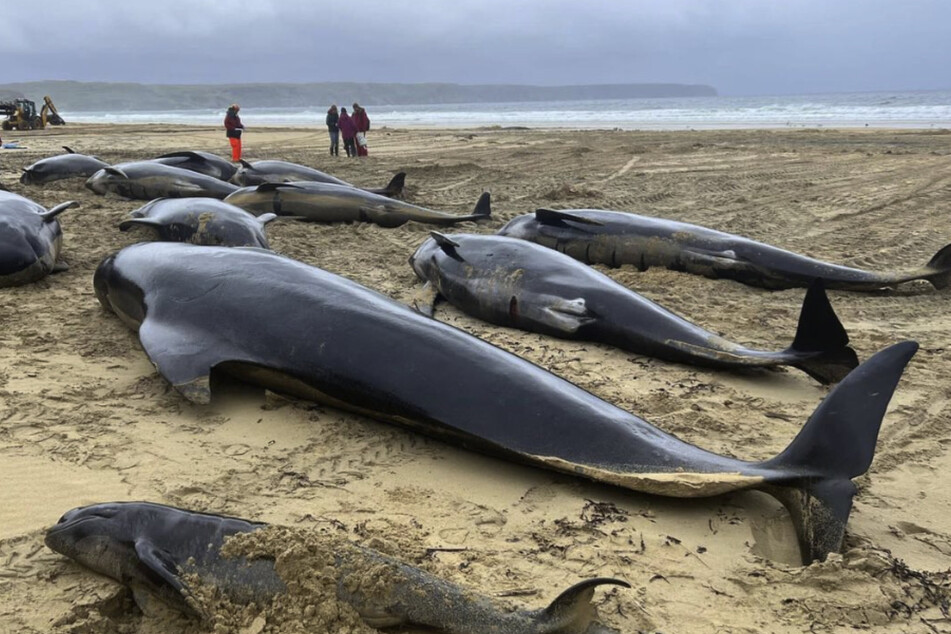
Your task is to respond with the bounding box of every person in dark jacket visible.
[224,104,245,161]
[338,107,358,158]
[352,103,370,157]
[325,105,339,157]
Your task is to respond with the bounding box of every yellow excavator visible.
[0,96,66,130]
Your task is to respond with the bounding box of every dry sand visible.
[1,123,950,633]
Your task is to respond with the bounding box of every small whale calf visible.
[94,242,918,562]
[225,182,490,227]
[45,501,627,632]
[499,208,951,291]
[411,232,858,383]
[0,191,78,286]
[120,198,276,248]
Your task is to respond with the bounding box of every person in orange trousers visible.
[224,104,245,161]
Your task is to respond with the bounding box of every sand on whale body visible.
[1,123,950,633]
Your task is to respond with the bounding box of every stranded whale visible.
[119,198,276,248]
[498,209,951,291]
[46,501,626,632]
[225,182,490,228]
[20,146,109,185]
[410,232,858,383]
[93,242,918,562]
[0,191,77,286]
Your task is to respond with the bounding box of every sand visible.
[1,123,950,633]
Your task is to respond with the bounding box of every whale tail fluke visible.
[787,279,859,383]
[534,578,629,633]
[761,341,917,563]
[922,243,951,289]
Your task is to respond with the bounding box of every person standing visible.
[325,105,340,157]
[224,104,245,162]
[352,102,370,157]
[338,107,357,158]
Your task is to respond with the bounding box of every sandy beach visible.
[1,123,950,633]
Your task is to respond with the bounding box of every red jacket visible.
[224,109,244,138]
[338,112,357,139]
[352,108,370,133]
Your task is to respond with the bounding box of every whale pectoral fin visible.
[138,318,241,404]
[174,181,205,193]
[682,246,741,265]
[134,539,186,596]
[533,296,593,333]
[410,282,441,317]
[51,261,70,274]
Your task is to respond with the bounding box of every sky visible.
[2,0,949,96]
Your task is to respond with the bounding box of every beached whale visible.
[93,242,917,562]
[498,209,951,291]
[19,146,109,185]
[225,182,490,228]
[0,191,77,286]
[230,159,406,197]
[85,162,239,200]
[151,151,238,182]
[410,232,858,383]
[119,198,276,248]
[46,501,626,632]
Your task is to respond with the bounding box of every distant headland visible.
[0,80,717,111]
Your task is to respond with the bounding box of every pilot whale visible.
[151,151,239,182]
[225,183,490,228]
[410,232,858,383]
[0,191,77,286]
[46,501,626,632]
[231,159,406,197]
[93,242,918,562]
[498,209,951,291]
[86,162,239,200]
[20,146,109,185]
[119,198,276,248]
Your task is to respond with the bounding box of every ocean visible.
[61,90,951,130]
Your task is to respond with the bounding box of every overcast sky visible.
[3,0,948,96]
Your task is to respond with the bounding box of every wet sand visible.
[1,123,950,632]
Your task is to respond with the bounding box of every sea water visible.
[62,90,951,130]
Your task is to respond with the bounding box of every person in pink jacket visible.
[352,103,370,157]
[337,107,358,158]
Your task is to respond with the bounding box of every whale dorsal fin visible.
[103,166,129,179]
[239,159,254,169]
[535,209,604,227]
[63,146,76,154]
[430,231,460,251]
[257,213,279,225]
[255,182,302,193]
[118,218,162,232]
[41,201,79,222]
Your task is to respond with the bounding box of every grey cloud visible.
[2,0,949,95]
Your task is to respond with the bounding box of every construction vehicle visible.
[0,96,66,130]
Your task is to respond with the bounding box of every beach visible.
[1,123,949,632]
